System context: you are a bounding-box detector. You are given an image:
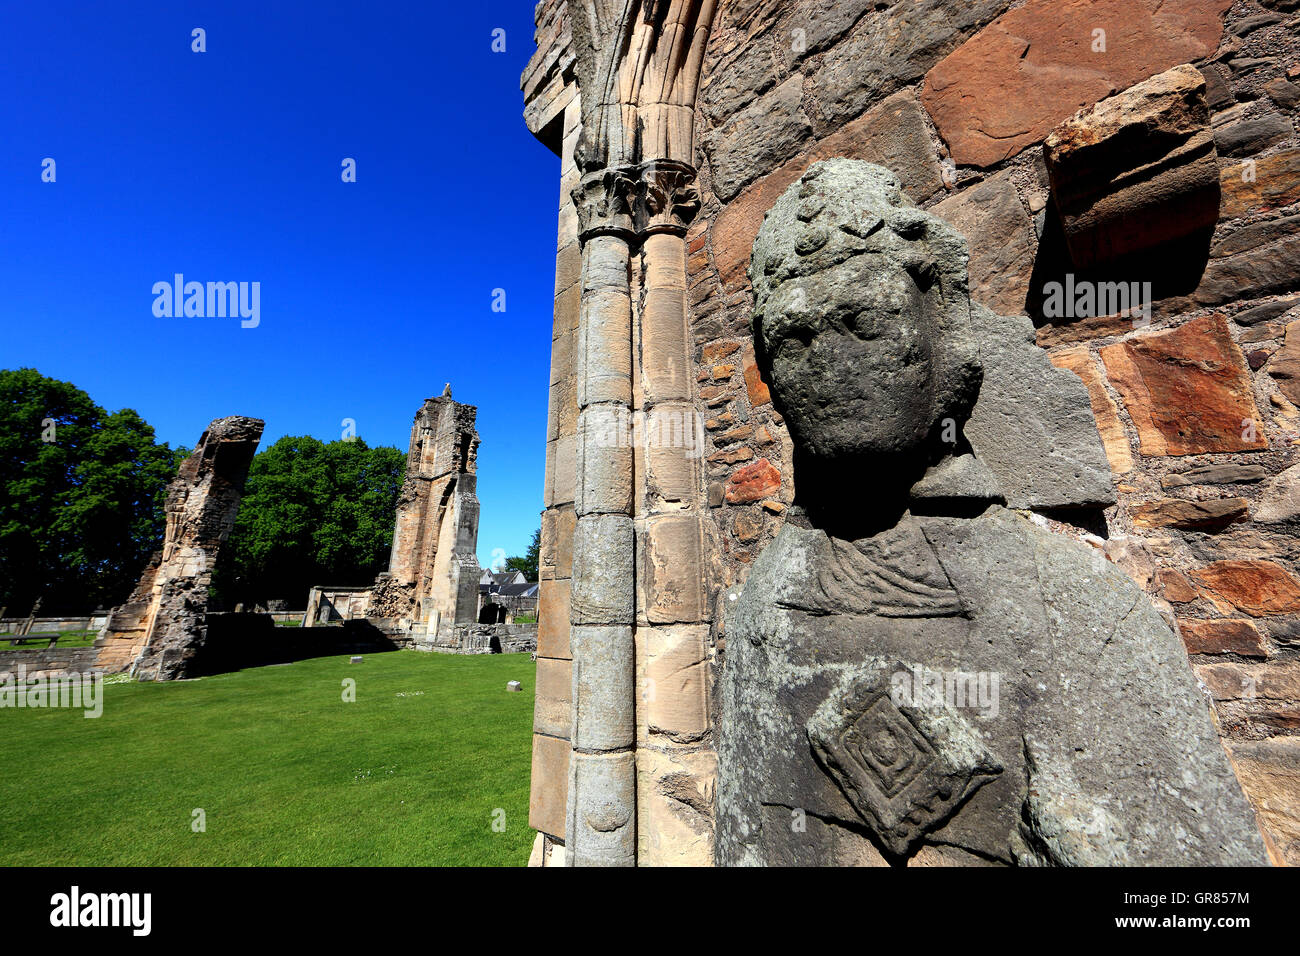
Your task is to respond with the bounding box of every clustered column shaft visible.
[566,160,704,865]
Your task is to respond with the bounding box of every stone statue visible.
[716,159,1267,866]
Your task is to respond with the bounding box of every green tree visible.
[211,436,405,608]
[0,368,185,614]
[505,527,541,582]
[54,409,188,609]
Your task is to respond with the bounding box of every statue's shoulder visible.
[743,520,832,604]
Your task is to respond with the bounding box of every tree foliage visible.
[0,368,186,615]
[505,527,541,582]
[211,436,405,608]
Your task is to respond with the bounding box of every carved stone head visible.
[749,160,981,475]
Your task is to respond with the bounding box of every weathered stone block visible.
[1190,231,1300,309]
[703,76,812,203]
[566,750,636,866]
[1179,619,1269,657]
[1099,314,1267,456]
[537,578,572,660]
[1157,568,1199,604]
[643,404,702,506]
[529,732,570,839]
[933,170,1036,315]
[550,432,576,506]
[642,624,710,739]
[808,0,1014,129]
[1267,321,1300,406]
[555,239,581,296]
[1255,463,1300,524]
[570,514,634,625]
[641,233,691,404]
[554,282,581,339]
[577,288,632,408]
[922,0,1233,167]
[698,28,780,126]
[724,458,781,504]
[534,657,573,737]
[741,345,771,408]
[1197,660,1300,701]
[570,625,635,751]
[539,506,576,582]
[636,745,716,866]
[1226,738,1300,865]
[1130,497,1249,529]
[1043,64,1219,268]
[640,515,708,625]
[965,307,1116,509]
[1220,149,1300,219]
[711,90,943,291]
[1048,346,1134,474]
[1190,560,1300,617]
[1214,112,1293,158]
[575,408,633,516]
[1161,463,1268,487]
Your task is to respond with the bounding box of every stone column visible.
[528,0,721,866]
[563,158,715,865]
[633,161,715,865]
[566,165,638,866]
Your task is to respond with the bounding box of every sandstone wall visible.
[96,416,264,681]
[524,0,1300,864]
[531,93,582,844]
[413,623,540,655]
[0,647,100,680]
[382,392,482,631]
[685,0,1300,865]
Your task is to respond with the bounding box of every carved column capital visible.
[572,166,639,241]
[573,161,701,244]
[637,160,700,237]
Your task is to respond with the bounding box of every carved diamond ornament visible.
[808,673,1002,856]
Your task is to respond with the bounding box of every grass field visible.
[3,629,98,648]
[0,650,537,866]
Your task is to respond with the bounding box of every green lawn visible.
[3,629,98,648]
[0,650,537,866]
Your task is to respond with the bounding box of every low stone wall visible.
[0,616,106,635]
[413,623,538,655]
[190,613,407,675]
[0,647,101,679]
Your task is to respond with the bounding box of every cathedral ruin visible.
[521,0,1300,866]
[368,386,483,636]
[96,415,264,680]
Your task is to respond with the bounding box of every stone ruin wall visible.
[299,392,517,656]
[523,0,579,855]
[94,416,264,680]
[371,392,482,634]
[524,0,720,866]
[525,0,1300,864]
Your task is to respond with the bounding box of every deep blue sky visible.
[1,2,559,568]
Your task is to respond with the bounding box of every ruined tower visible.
[377,387,482,635]
[96,415,264,681]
